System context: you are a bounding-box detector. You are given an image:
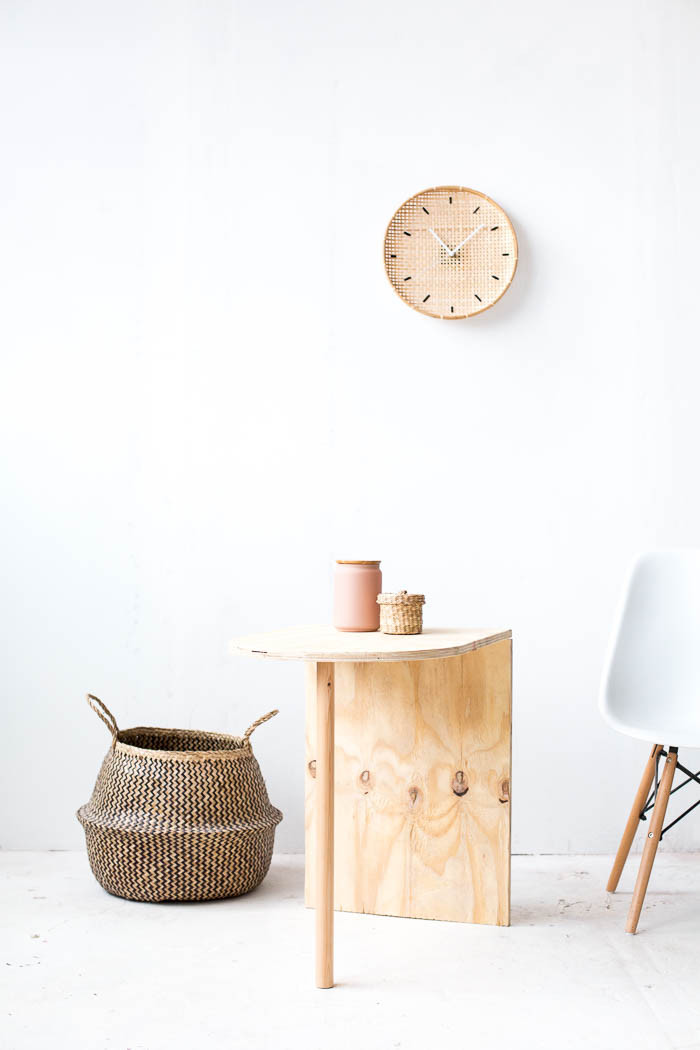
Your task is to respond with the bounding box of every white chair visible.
[600,550,700,933]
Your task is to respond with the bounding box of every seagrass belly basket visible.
[77,695,283,902]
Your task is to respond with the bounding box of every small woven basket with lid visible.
[77,695,283,903]
[377,590,426,635]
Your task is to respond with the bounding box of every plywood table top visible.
[231,624,511,663]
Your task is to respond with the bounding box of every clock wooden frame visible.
[383,185,518,320]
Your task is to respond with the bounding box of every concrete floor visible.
[1,852,699,1050]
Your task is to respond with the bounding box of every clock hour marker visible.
[390,253,396,258]
[491,226,499,231]
[423,294,430,303]
[473,206,480,213]
[450,306,454,313]
[422,207,429,214]
[449,196,452,204]
[474,294,482,302]
[492,275,500,280]
[404,231,411,236]
[404,276,412,281]
[502,252,509,256]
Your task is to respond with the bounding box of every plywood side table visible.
[231,625,512,989]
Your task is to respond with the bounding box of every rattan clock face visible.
[384,186,518,319]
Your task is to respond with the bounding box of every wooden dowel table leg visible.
[315,663,335,988]
[607,743,662,893]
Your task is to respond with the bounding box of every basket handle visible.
[86,694,119,743]
[243,709,279,746]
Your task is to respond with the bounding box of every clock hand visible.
[450,224,486,255]
[428,227,452,255]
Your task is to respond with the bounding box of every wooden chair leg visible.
[607,743,663,892]
[625,748,677,934]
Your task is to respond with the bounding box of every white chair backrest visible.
[600,550,700,744]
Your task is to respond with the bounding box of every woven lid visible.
[376,590,426,606]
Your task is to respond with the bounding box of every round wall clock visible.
[384,186,518,319]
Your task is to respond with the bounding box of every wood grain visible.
[305,640,512,925]
[233,625,511,664]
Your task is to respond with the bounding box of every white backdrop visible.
[2,0,700,853]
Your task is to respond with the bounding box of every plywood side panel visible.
[305,640,511,925]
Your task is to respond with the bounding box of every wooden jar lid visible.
[336,560,381,566]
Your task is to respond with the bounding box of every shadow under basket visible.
[77,696,283,903]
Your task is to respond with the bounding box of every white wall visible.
[3,0,700,854]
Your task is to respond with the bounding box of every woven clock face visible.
[384,186,518,319]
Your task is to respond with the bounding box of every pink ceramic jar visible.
[333,561,382,632]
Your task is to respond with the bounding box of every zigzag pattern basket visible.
[77,696,283,902]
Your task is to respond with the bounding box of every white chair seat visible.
[602,708,700,749]
[600,550,700,749]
